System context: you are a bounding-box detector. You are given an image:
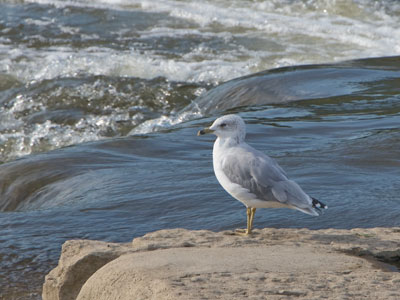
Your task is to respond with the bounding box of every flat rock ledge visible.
[43,227,400,300]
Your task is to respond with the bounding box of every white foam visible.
[0,91,137,161]
[2,0,400,84]
[128,110,202,135]
[0,44,254,85]
[0,113,133,162]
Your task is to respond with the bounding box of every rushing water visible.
[1,0,400,298]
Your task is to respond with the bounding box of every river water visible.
[0,0,400,298]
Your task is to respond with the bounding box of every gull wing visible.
[221,144,317,215]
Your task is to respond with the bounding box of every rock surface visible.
[43,228,400,300]
[42,240,132,300]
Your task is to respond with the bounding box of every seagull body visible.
[198,114,327,235]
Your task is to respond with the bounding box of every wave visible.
[2,45,251,85]
[1,55,400,161]
[130,57,400,134]
[0,76,206,162]
[1,0,400,161]
[2,0,400,84]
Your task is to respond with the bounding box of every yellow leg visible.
[235,207,256,236]
[247,207,256,235]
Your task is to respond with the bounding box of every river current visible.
[0,0,399,298]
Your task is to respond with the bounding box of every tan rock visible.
[43,228,400,300]
[42,239,132,300]
[76,245,370,300]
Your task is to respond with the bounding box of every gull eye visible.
[220,123,227,128]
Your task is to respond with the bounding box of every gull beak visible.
[197,127,214,136]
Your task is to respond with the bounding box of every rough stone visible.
[42,228,400,300]
[42,239,132,300]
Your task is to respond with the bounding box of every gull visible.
[198,114,327,235]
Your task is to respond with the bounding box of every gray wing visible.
[221,145,314,212]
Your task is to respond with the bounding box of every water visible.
[0,0,400,298]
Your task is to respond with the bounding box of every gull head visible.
[197,114,246,142]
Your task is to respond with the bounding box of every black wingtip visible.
[312,197,328,211]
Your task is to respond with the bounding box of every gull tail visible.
[294,197,328,216]
[311,197,328,213]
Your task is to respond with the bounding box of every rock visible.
[76,245,367,300]
[43,228,400,300]
[42,239,132,300]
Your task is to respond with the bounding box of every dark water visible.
[1,0,400,299]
